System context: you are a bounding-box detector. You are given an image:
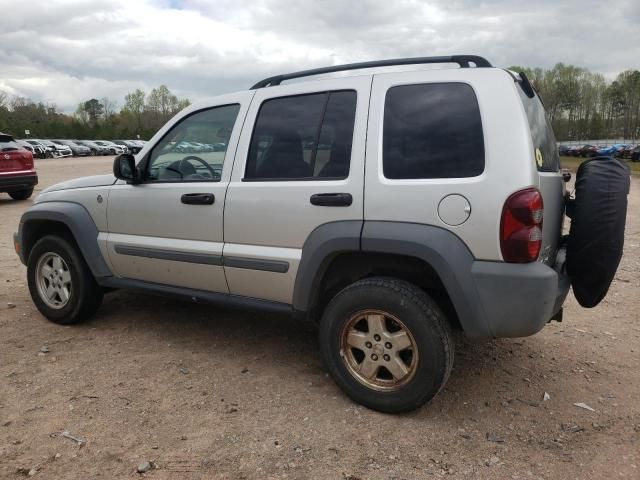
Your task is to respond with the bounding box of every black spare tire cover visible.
[566,157,630,308]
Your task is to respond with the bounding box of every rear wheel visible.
[319,277,454,413]
[9,188,33,200]
[27,235,103,325]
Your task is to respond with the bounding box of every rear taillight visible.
[23,151,34,168]
[500,188,543,263]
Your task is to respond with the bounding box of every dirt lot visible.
[1,157,638,479]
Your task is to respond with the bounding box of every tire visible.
[90,149,97,156]
[9,188,33,200]
[319,277,454,413]
[566,158,629,307]
[27,235,103,325]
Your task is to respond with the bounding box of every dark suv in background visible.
[52,140,91,156]
[75,140,109,155]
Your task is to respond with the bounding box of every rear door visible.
[223,77,370,304]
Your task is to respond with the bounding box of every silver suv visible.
[14,56,575,412]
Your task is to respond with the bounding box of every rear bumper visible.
[470,250,570,337]
[0,174,38,192]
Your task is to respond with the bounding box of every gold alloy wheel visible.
[340,309,419,391]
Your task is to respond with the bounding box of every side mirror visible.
[113,154,140,184]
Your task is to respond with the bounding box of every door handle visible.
[310,193,353,207]
[181,193,215,205]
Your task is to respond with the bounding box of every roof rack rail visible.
[251,55,492,89]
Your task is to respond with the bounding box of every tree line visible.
[512,63,640,141]
[0,85,190,140]
[1,64,640,142]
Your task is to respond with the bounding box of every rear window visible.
[383,83,485,179]
[0,135,20,151]
[517,86,560,172]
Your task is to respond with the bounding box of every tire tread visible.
[320,276,454,413]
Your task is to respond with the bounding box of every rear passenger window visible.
[383,83,484,179]
[245,91,357,180]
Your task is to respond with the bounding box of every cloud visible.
[0,0,637,112]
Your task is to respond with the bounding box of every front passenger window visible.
[146,104,240,182]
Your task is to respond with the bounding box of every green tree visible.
[122,88,146,134]
[84,99,104,124]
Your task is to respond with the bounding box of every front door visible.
[105,92,252,292]
[223,77,371,304]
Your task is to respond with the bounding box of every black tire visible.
[319,277,454,413]
[566,158,629,307]
[27,235,103,325]
[90,149,97,156]
[9,188,33,200]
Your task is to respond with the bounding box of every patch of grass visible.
[560,156,640,175]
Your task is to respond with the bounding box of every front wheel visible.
[27,235,103,325]
[319,277,454,413]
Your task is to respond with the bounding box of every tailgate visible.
[0,150,33,172]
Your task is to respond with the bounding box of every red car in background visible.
[0,132,38,200]
[578,144,598,157]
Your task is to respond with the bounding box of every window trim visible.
[241,89,357,182]
[139,103,241,184]
[381,81,486,181]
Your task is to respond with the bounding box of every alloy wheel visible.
[340,309,418,391]
[35,252,72,309]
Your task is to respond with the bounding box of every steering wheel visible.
[165,155,219,180]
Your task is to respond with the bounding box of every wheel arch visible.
[18,202,112,279]
[293,221,491,337]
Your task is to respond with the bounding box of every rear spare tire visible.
[566,157,630,307]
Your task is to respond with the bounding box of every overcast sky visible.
[0,0,638,112]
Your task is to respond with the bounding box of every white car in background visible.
[93,141,126,155]
[34,139,72,157]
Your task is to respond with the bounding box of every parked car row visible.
[15,139,148,158]
[559,143,640,161]
[172,141,227,153]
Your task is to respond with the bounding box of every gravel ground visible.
[0,156,638,479]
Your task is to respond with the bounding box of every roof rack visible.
[251,55,492,89]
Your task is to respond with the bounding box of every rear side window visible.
[517,87,559,172]
[383,83,484,179]
[245,90,357,180]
